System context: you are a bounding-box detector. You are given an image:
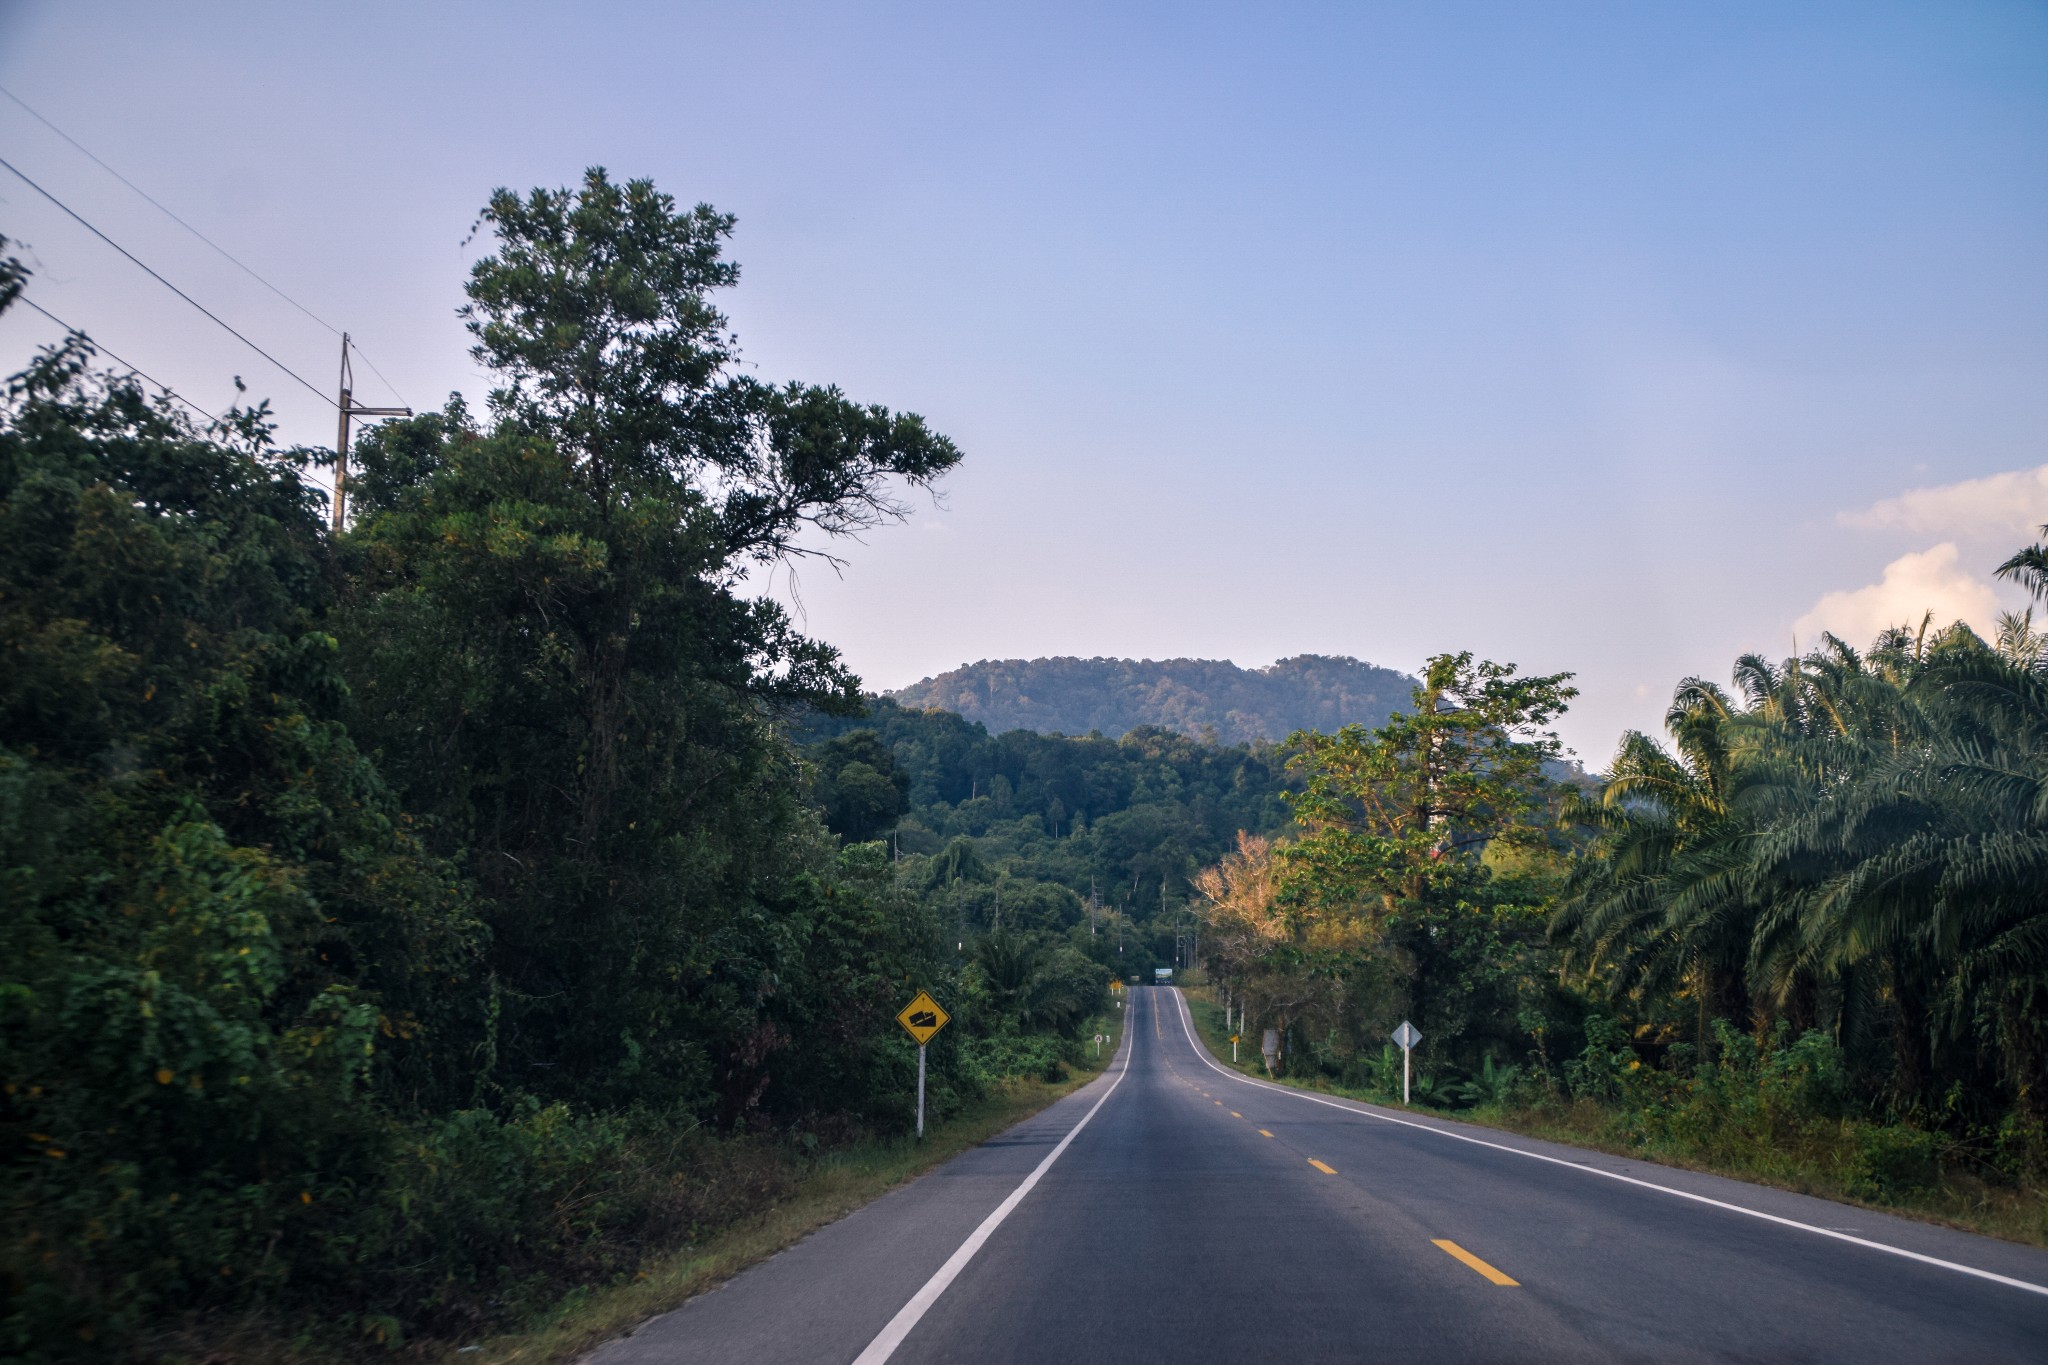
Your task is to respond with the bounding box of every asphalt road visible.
[589,987,2048,1363]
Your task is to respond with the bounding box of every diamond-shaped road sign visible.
[1392,1020,1422,1050]
[897,990,951,1046]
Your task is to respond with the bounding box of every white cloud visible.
[1841,464,2048,539]
[1793,543,2002,647]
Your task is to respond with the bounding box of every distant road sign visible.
[1392,1020,1422,1104]
[897,991,951,1045]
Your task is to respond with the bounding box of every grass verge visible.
[1179,990,2048,1249]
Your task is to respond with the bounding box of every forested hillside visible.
[800,698,1294,972]
[889,654,1415,744]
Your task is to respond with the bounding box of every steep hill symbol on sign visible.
[896,991,950,1045]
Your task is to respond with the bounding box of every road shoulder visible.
[1173,989,2048,1283]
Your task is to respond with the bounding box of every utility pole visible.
[330,333,411,533]
[1164,882,1174,967]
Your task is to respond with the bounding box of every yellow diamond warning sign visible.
[896,990,950,1046]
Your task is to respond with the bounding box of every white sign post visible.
[896,992,951,1139]
[1392,1020,1422,1105]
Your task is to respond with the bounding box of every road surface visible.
[590,986,2048,1363]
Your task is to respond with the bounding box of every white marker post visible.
[1393,1020,1422,1105]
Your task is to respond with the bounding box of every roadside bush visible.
[1564,1016,1639,1103]
[1843,1124,1940,1203]
[958,1032,1075,1090]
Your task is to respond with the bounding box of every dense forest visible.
[1198,593,2048,1215]
[800,697,1294,975]
[889,654,1415,744]
[0,175,1125,1361]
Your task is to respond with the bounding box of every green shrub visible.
[1564,1016,1638,1103]
[958,1032,1074,1090]
[1844,1124,1940,1202]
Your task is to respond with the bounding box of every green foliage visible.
[1555,594,2048,1147]
[1192,629,2047,1210]
[1195,655,1576,1092]
[334,168,964,1123]
[809,731,910,844]
[1282,651,1578,914]
[802,698,1295,975]
[0,335,479,1357]
[0,180,985,1361]
[463,169,959,564]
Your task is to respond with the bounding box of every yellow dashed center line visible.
[1432,1240,1519,1286]
[1230,1111,1242,1118]
[1308,1159,1336,1174]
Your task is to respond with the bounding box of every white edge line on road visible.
[1169,988,2048,1301]
[851,1009,1135,1364]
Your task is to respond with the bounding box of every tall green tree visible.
[1245,654,1577,1076]
[338,169,962,1114]
[1282,652,1577,918]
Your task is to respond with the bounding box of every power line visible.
[0,153,336,408]
[0,84,409,408]
[0,85,342,337]
[13,295,220,423]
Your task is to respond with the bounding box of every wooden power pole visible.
[331,333,411,532]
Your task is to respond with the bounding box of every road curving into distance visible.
[589,987,2048,1363]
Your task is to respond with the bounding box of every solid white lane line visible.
[852,1005,1135,1364]
[1167,989,2048,1301]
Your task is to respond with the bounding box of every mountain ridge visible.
[886,654,1417,745]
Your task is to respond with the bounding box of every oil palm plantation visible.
[1559,526,2048,1131]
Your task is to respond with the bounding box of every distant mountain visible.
[887,655,1418,745]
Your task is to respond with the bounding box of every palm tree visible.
[1552,684,1761,1058]
[1768,640,2048,1119]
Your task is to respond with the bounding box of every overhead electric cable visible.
[0,85,342,334]
[0,84,410,409]
[0,153,335,407]
[13,295,220,423]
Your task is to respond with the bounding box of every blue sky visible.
[3,1,2044,759]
